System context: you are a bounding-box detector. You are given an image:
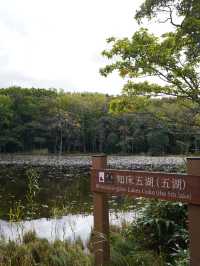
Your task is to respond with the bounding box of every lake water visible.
[0,212,135,246]
[0,167,135,243]
[0,155,185,244]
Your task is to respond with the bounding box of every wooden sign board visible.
[91,156,200,266]
[92,169,200,205]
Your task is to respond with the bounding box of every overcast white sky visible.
[0,0,172,95]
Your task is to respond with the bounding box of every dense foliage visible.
[101,0,200,106]
[0,231,93,266]
[0,86,200,155]
[109,200,189,266]
[135,0,200,49]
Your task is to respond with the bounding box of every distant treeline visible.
[0,87,199,155]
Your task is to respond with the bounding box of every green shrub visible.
[119,199,188,265]
[169,247,189,266]
[0,233,93,266]
[109,225,165,266]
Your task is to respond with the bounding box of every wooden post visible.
[92,155,110,266]
[187,157,200,266]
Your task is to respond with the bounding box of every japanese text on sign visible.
[91,169,200,204]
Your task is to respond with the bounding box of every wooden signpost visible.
[91,155,200,266]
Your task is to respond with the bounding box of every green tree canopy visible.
[100,1,200,104]
[135,0,200,48]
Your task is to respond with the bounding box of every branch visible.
[167,5,181,28]
[158,17,171,24]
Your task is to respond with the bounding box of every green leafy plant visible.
[25,168,40,219]
[169,246,189,266]
[129,200,188,263]
[8,201,24,222]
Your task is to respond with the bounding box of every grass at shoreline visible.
[0,231,93,266]
[0,198,189,266]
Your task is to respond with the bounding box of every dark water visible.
[0,168,92,220]
[0,166,135,243]
[0,168,92,242]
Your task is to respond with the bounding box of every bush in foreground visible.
[108,199,189,266]
[0,231,93,266]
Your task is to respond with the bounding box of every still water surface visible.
[0,168,134,243]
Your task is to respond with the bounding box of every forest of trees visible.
[0,86,200,155]
[0,1,199,156]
